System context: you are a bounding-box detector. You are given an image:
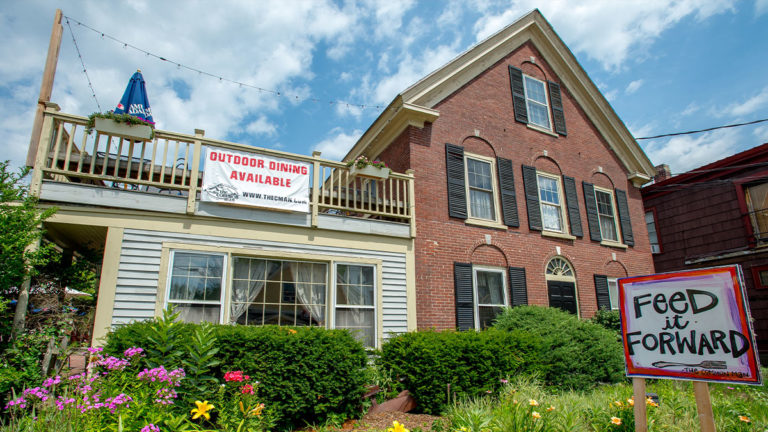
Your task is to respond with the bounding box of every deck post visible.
[406,169,416,238]
[29,106,58,197]
[311,151,321,227]
[186,129,204,214]
[27,9,63,168]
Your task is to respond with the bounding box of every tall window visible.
[466,156,496,220]
[473,267,507,329]
[746,183,768,243]
[523,75,551,129]
[230,258,327,327]
[607,278,619,310]
[594,188,619,242]
[645,210,661,253]
[336,264,376,347]
[167,251,226,323]
[538,173,564,232]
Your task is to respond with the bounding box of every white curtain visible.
[229,259,266,324]
[291,263,325,325]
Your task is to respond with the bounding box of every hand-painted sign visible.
[201,148,310,213]
[619,266,761,384]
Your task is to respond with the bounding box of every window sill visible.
[541,230,576,241]
[465,218,508,230]
[527,124,559,137]
[600,240,628,250]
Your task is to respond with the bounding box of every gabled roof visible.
[343,9,655,186]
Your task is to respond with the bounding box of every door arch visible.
[545,256,579,316]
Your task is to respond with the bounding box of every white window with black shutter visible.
[521,166,582,238]
[445,143,520,228]
[583,182,634,247]
[509,66,567,136]
[454,263,527,331]
[594,274,619,310]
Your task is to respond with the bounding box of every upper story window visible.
[645,210,661,253]
[745,182,768,244]
[523,76,551,129]
[464,154,501,222]
[537,172,565,232]
[594,187,619,242]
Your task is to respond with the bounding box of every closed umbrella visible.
[114,69,154,124]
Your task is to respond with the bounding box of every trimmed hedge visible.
[493,305,625,390]
[104,323,367,430]
[379,329,542,414]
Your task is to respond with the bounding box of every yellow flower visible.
[611,417,622,425]
[531,411,541,419]
[455,428,469,432]
[613,400,623,407]
[250,403,265,417]
[546,405,555,412]
[288,329,297,334]
[645,398,658,407]
[387,421,409,432]
[529,399,539,406]
[738,415,750,423]
[191,400,214,420]
[627,398,634,406]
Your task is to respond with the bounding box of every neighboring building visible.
[642,143,768,361]
[342,9,657,330]
[27,106,417,349]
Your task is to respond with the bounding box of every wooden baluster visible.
[50,121,64,170]
[113,138,124,178]
[159,139,169,185]
[148,138,158,184]
[89,132,101,175]
[137,141,146,181]
[125,140,135,182]
[62,124,75,172]
[98,133,108,175]
[170,140,180,185]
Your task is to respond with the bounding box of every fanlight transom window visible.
[546,257,573,278]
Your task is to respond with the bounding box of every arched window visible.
[546,256,573,279]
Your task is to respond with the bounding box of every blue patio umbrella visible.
[114,69,154,124]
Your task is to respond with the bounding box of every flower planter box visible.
[95,117,153,141]
[349,165,390,180]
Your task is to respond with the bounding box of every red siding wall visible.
[379,41,655,329]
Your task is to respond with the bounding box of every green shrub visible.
[104,320,367,431]
[493,305,624,390]
[379,329,543,414]
[591,309,622,335]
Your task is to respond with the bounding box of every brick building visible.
[642,143,768,360]
[343,10,657,330]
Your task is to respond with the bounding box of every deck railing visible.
[29,106,415,236]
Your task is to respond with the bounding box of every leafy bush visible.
[104,316,367,431]
[591,309,622,335]
[493,305,625,390]
[379,329,543,414]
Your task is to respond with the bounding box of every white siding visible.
[111,229,408,341]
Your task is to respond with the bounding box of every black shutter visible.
[509,66,528,124]
[522,165,542,231]
[497,157,519,227]
[594,274,611,310]
[445,143,467,219]
[582,182,602,242]
[615,188,635,246]
[562,175,583,237]
[454,262,474,331]
[548,81,567,136]
[509,267,528,306]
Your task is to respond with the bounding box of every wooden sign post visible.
[618,266,761,431]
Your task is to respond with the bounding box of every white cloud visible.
[313,128,363,160]
[754,124,768,142]
[372,43,460,104]
[245,116,277,136]
[681,102,701,117]
[603,89,619,102]
[628,122,656,139]
[724,86,768,117]
[757,0,768,15]
[473,0,735,71]
[641,128,741,172]
[625,79,644,94]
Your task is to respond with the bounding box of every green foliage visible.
[213,376,278,432]
[86,111,155,138]
[0,161,56,292]
[181,321,221,402]
[493,306,625,390]
[104,319,368,431]
[379,328,543,414]
[0,331,53,409]
[590,309,622,335]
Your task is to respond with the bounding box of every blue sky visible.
[1,0,767,175]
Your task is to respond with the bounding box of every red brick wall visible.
[381,41,655,329]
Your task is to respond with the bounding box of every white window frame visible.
[165,250,227,324]
[644,210,661,254]
[523,75,551,130]
[537,171,567,234]
[332,262,377,348]
[463,153,502,223]
[607,277,619,310]
[594,186,621,243]
[472,266,508,330]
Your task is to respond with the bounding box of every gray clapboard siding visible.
[111,229,409,340]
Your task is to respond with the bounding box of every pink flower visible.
[141,425,160,432]
[241,384,254,394]
[224,370,249,382]
[124,347,144,358]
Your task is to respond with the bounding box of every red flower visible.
[224,371,248,382]
[241,384,254,394]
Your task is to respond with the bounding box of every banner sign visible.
[201,148,310,213]
[619,266,761,384]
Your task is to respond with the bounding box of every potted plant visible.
[347,156,390,179]
[86,111,155,141]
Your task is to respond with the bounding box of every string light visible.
[62,14,384,111]
[65,18,102,112]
